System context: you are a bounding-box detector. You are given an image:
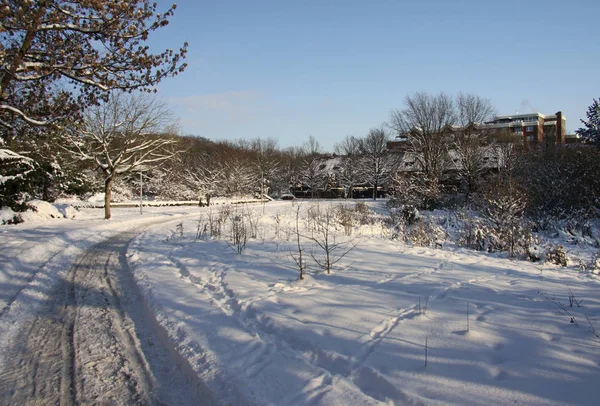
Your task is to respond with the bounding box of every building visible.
[387,111,568,152]
[483,111,566,147]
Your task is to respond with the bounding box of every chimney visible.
[555,111,564,144]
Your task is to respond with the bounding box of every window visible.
[512,127,522,133]
[526,126,534,132]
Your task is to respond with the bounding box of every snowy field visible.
[1,200,599,405]
[128,201,600,405]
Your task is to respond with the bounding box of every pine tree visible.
[576,99,600,145]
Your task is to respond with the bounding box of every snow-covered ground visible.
[1,200,599,405]
[128,200,600,405]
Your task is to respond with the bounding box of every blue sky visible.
[152,0,599,151]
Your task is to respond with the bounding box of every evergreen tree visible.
[576,98,600,145]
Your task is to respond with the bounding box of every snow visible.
[128,201,600,405]
[1,200,599,405]
[0,206,17,224]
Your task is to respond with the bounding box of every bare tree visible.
[0,0,187,141]
[358,127,396,200]
[290,205,306,280]
[452,130,496,204]
[456,93,496,127]
[301,156,326,199]
[250,138,281,197]
[389,92,455,182]
[334,135,362,198]
[307,205,357,274]
[300,136,326,198]
[304,135,324,156]
[222,154,259,196]
[66,92,177,219]
[227,209,248,255]
[180,151,225,206]
[452,94,496,204]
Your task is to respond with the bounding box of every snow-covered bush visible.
[407,218,446,247]
[334,202,377,237]
[517,147,600,220]
[383,207,403,240]
[476,177,530,257]
[206,205,230,239]
[0,207,24,224]
[385,205,445,247]
[245,207,261,239]
[195,218,209,241]
[546,245,568,267]
[385,205,417,242]
[1,200,79,225]
[456,209,485,251]
[334,204,354,236]
[108,178,134,202]
[354,201,375,225]
[227,211,248,254]
[528,244,542,262]
[388,173,442,210]
[0,149,36,211]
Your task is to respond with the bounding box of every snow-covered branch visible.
[0,105,61,127]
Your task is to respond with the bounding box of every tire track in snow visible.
[0,227,215,406]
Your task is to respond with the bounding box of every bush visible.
[385,206,445,247]
[407,218,445,247]
[335,204,354,236]
[475,177,529,257]
[516,148,600,219]
[546,245,568,267]
[0,149,36,211]
[354,202,375,225]
[388,173,442,211]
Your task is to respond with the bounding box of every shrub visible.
[388,173,442,210]
[354,202,375,225]
[475,177,529,257]
[407,217,446,247]
[546,245,568,267]
[335,204,354,236]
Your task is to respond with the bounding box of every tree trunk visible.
[373,180,378,200]
[104,177,112,220]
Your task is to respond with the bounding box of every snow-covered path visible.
[0,224,215,405]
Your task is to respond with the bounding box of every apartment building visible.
[484,111,566,146]
[387,111,567,152]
